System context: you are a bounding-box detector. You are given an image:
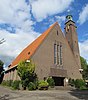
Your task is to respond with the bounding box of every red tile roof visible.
[10,22,58,68]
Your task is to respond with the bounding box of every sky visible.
[0,0,88,69]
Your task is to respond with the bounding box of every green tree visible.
[80,56,88,79]
[17,60,37,89]
[0,60,4,84]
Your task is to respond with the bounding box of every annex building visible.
[4,15,82,86]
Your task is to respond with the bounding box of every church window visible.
[28,52,30,55]
[57,45,59,65]
[67,25,70,31]
[57,30,58,35]
[60,45,62,65]
[54,44,57,64]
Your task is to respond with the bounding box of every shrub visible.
[28,82,36,90]
[79,85,87,90]
[6,80,13,87]
[68,78,87,90]
[34,79,39,89]
[47,77,55,88]
[12,80,20,90]
[1,80,7,86]
[74,79,86,89]
[68,78,75,87]
[1,80,13,87]
[38,80,49,90]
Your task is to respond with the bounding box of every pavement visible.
[0,85,88,100]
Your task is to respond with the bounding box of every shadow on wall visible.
[69,90,88,100]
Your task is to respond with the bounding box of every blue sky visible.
[0,0,88,68]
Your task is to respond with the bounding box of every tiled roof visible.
[10,22,58,68]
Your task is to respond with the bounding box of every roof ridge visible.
[10,22,58,68]
[23,22,58,52]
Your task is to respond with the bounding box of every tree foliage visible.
[17,60,37,89]
[0,60,4,84]
[80,56,87,70]
[80,56,88,79]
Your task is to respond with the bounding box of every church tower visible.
[65,15,81,68]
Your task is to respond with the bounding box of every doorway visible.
[52,77,65,86]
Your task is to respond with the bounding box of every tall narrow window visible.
[54,44,57,64]
[57,30,58,35]
[57,45,59,65]
[60,45,62,65]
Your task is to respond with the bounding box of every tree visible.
[17,60,37,89]
[0,60,4,84]
[80,56,87,70]
[80,56,88,79]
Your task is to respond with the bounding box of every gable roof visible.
[10,22,58,68]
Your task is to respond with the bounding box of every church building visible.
[4,15,82,86]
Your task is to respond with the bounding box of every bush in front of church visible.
[38,80,49,90]
[47,77,55,88]
[17,60,37,90]
[69,78,88,90]
[12,80,20,90]
[27,82,37,90]
[74,79,86,90]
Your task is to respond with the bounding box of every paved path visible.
[0,86,88,100]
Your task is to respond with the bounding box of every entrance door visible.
[52,77,65,86]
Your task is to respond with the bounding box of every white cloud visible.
[55,15,65,25]
[0,0,30,21]
[31,0,74,21]
[79,40,88,63]
[78,4,88,25]
[0,0,33,32]
[0,29,40,67]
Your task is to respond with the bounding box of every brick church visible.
[4,15,82,86]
